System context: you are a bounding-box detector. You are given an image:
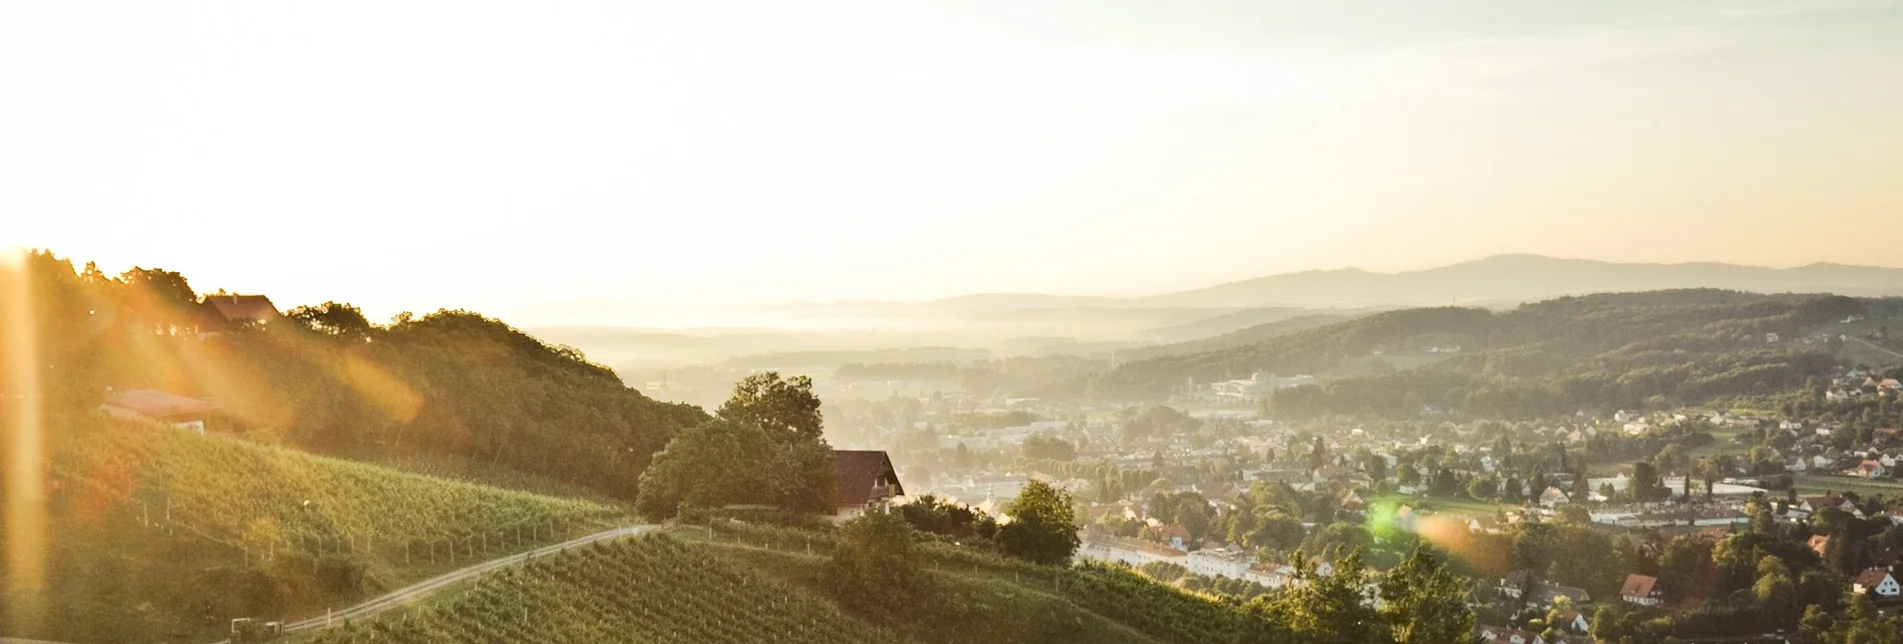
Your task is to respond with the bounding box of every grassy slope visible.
[8,416,633,643]
[289,528,1273,644]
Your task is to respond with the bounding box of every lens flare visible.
[3,246,49,631]
[1366,499,1512,578]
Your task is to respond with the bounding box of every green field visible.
[1686,427,1756,460]
[21,416,635,643]
[1790,473,1903,497]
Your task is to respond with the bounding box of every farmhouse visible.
[831,450,905,521]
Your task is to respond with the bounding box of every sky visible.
[4,0,1902,325]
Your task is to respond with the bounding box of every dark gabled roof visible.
[832,450,903,507]
[204,295,280,323]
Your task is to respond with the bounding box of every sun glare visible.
[2,246,49,631]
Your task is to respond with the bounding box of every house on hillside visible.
[1620,574,1662,606]
[1854,569,1901,598]
[1811,535,1833,556]
[1539,487,1570,508]
[198,294,280,334]
[831,450,904,522]
[1850,460,1887,480]
[97,389,217,434]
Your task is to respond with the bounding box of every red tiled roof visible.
[1855,568,1893,588]
[832,450,903,507]
[1810,535,1832,555]
[1621,574,1658,598]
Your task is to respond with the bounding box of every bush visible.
[828,510,922,611]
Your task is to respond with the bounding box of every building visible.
[1620,574,1662,606]
[199,294,280,332]
[97,388,216,434]
[1551,610,1590,634]
[831,450,904,522]
[1801,495,1859,516]
[1187,544,1254,581]
[1077,538,1187,568]
[1854,569,1901,598]
[1243,563,1296,588]
[1539,487,1570,508]
[1476,625,1545,644]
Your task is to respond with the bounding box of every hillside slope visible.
[9,252,708,503]
[293,530,1274,644]
[5,415,633,643]
[1053,290,1870,414]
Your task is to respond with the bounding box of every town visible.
[810,367,1903,644]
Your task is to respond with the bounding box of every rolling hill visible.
[1050,290,1888,415]
[1143,255,1903,308]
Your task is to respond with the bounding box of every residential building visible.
[1476,625,1545,644]
[1187,544,1253,581]
[831,450,905,522]
[1551,610,1590,634]
[199,294,280,332]
[1077,538,1187,568]
[1620,574,1662,606]
[1854,569,1901,598]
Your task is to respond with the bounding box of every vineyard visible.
[285,527,1275,644]
[15,416,638,643]
[705,522,1263,643]
[49,416,631,561]
[297,536,897,644]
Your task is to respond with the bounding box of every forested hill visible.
[4,250,707,500]
[1046,290,1881,416]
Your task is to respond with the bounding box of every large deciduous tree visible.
[718,372,824,443]
[1379,547,1478,644]
[997,479,1081,565]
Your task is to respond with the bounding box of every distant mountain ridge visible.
[1148,255,1903,307]
[939,255,1903,309]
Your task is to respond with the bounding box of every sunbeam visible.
[2,246,49,631]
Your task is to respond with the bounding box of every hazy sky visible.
[5,0,1901,325]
